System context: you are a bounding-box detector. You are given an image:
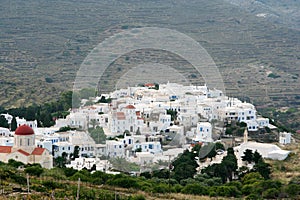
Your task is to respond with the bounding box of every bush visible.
[41,168,67,180]
[242,172,264,185]
[25,165,44,177]
[262,188,279,199]
[42,180,64,189]
[181,183,208,195]
[153,183,169,193]
[129,194,146,200]
[11,173,27,185]
[245,193,262,200]
[216,186,241,197]
[173,184,183,193]
[70,171,90,182]
[8,159,24,168]
[31,184,47,193]
[285,184,300,198]
[108,177,139,189]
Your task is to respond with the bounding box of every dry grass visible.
[267,141,300,184]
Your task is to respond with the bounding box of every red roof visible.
[15,125,34,136]
[32,147,45,155]
[0,146,12,153]
[145,83,155,87]
[116,112,126,120]
[17,149,30,156]
[125,105,135,109]
[136,111,141,116]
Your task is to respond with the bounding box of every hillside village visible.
[0,83,292,173]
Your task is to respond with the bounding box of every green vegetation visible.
[0,145,299,200]
[166,109,178,121]
[89,126,106,144]
[268,73,281,79]
[0,115,9,128]
[225,122,246,136]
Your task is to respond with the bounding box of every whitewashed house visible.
[106,140,125,158]
[279,132,291,145]
[0,127,12,137]
[133,142,162,154]
[194,122,213,142]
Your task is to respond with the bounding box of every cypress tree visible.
[11,116,17,131]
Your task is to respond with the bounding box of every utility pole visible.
[26,174,30,195]
[168,154,171,199]
[76,178,80,200]
[0,177,2,195]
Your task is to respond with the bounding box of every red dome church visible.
[0,125,53,168]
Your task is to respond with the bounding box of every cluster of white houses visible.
[0,83,292,170]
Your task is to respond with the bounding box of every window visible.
[20,139,22,146]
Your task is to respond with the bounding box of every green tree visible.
[0,115,9,128]
[73,146,80,160]
[89,126,106,144]
[181,183,208,195]
[215,142,225,150]
[285,184,300,198]
[89,119,99,129]
[11,116,17,131]
[25,165,44,177]
[253,159,271,179]
[241,172,264,185]
[253,150,262,164]
[242,149,254,163]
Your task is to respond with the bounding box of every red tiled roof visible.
[116,112,126,120]
[17,149,30,156]
[125,105,135,109]
[32,147,45,155]
[145,83,155,87]
[136,111,141,116]
[0,146,12,153]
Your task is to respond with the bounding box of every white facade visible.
[0,128,12,137]
[53,142,74,158]
[106,140,125,158]
[133,142,162,154]
[109,105,145,134]
[16,117,38,129]
[279,132,291,145]
[66,157,110,171]
[0,137,13,146]
[194,122,213,142]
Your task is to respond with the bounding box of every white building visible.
[133,142,162,154]
[194,122,213,142]
[235,141,290,161]
[279,132,291,145]
[106,140,125,158]
[0,127,12,137]
[16,117,38,129]
[66,157,110,171]
[0,125,53,168]
[109,105,144,134]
